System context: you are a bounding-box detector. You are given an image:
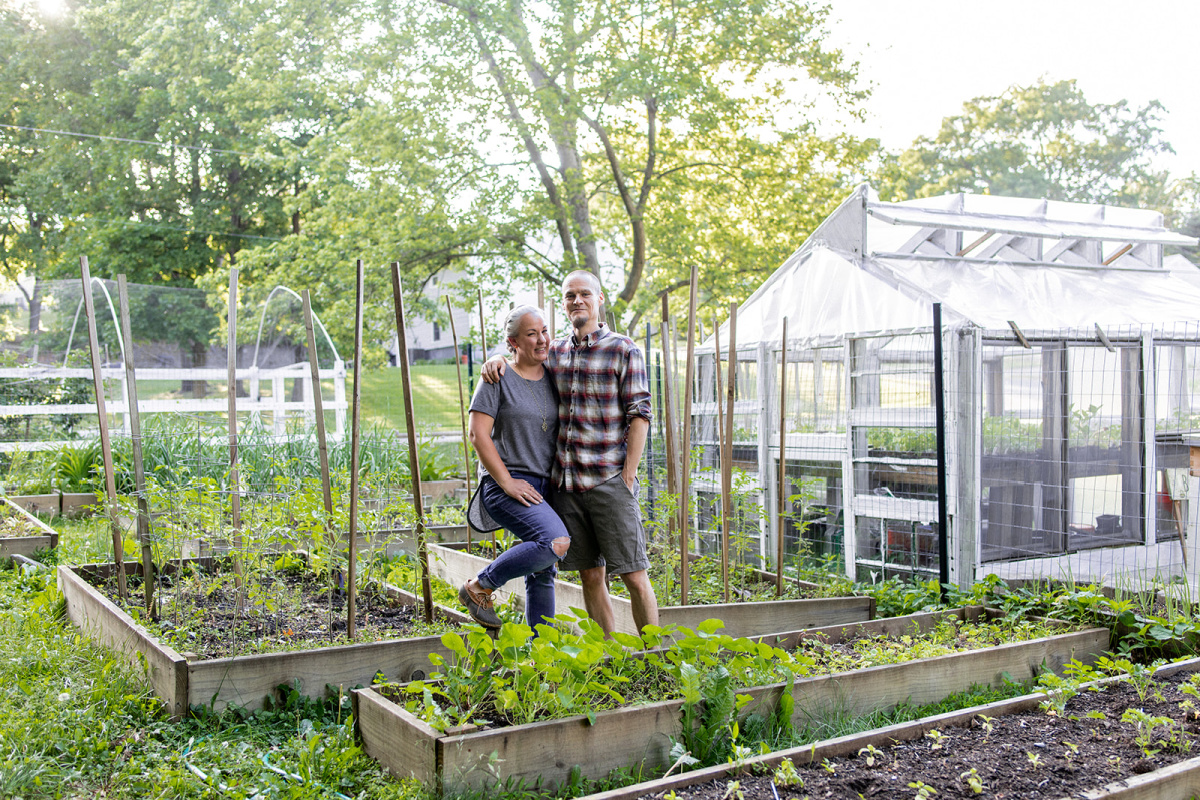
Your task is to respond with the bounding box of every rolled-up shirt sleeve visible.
[620,343,652,424]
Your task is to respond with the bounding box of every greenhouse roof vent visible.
[865,192,1196,270]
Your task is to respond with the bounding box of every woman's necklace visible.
[512,364,550,432]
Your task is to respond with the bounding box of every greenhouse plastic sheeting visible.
[701,245,1200,352]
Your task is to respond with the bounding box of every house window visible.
[433,322,441,342]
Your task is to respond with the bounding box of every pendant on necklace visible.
[542,421,548,431]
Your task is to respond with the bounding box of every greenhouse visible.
[696,183,1200,590]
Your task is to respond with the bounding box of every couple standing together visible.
[458,270,660,635]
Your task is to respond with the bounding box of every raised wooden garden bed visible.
[353,608,1108,793]
[427,543,874,637]
[58,559,470,717]
[580,656,1200,800]
[0,496,59,559]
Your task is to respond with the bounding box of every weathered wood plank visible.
[190,635,453,711]
[0,534,57,558]
[428,543,872,637]
[355,625,1108,794]
[582,656,1200,800]
[1076,755,1200,798]
[4,493,60,517]
[439,699,683,792]
[785,626,1108,722]
[354,688,440,787]
[765,607,983,649]
[57,565,189,717]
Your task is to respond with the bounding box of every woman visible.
[459,305,569,630]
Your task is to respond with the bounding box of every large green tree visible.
[396,0,868,316]
[880,79,1176,209]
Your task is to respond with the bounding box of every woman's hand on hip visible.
[501,477,542,507]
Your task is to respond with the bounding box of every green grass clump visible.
[0,564,419,798]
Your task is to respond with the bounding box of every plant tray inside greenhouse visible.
[428,542,874,638]
[593,656,1200,800]
[58,557,469,716]
[0,497,59,558]
[353,607,1108,793]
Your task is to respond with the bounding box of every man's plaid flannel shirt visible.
[547,324,652,492]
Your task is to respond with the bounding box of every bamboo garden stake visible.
[117,275,154,613]
[721,302,737,603]
[658,318,679,577]
[776,316,789,596]
[713,313,726,600]
[301,291,336,561]
[678,264,699,606]
[79,257,127,601]
[394,264,435,622]
[446,296,473,551]
[226,268,244,594]
[346,261,364,638]
[477,287,498,551]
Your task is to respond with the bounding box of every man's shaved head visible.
[562,269,602,295]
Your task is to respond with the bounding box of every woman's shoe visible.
[459,581,503,629]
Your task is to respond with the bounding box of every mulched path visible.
[643,671,1200,799]
[98,569,449,659]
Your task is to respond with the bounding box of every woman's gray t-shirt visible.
[469,368,559,478]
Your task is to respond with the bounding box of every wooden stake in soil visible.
[347,261,365,638]
[476,287,496,552]
[446,296,473,551]
[79,257,127,601]
[659,318,680,600]
[226,269,244,593]
[721,302,738,604]
[117,275,154,613]
[301,291,335,548]
[713,313,726,598]
[393,264,435,623]
[776,316,789,597]
[678,265,699,606]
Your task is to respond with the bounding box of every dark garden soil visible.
[97,569,450,659]
[645,672,1200,799]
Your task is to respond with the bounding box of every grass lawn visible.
[354,364,474,432]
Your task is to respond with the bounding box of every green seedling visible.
[925,729,946,749]
[960,768,984,795]
[858,744,883,766]
[907,780,938,798]
[773,758,803,787]
[1026,752,1041,770]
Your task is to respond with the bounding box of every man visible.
[484,270,659,634]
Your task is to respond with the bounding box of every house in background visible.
[387,270,475,364]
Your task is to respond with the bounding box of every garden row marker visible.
[477,287,495,552]
[678,264,698,606]
[393,263,435,623]
[301,290,335,568]
[347,261,365,638]
[446,296,472,551]
[79,256,127,601]
[776,316,788,596]
[715,311,724,599]
[226,268,244,593]
[721,302,738,604]
[117,275,154,613]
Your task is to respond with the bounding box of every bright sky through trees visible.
[828,0,1200,177]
